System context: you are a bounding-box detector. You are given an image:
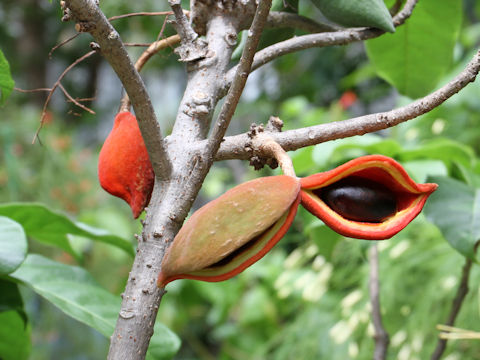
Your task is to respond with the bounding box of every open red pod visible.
[158,176,301,287]
[300,155,438,240]
[98,112,154,219]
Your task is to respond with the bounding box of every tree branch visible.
[211,49,480,161]
[63,0,172,182]
[33,50,96,144]
[205,0,272,162]
[369,244,390,360]
[225,0,418,83]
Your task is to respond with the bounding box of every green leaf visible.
[399,138,475,170]
[0,203,134,257]
[0,216,27,275]
[311,0,395,33]
[0,48,14,106]
[10,254,180,359]
[402,160,447,183]
[0,279,28,326]
[365,0,462,98]
[147,323,182,360]
[0,311,30,360]
[423,176,480,261]
[305,221,342,261]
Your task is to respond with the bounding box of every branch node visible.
[247,122,295,176]
[60,1,73,22]
[266,116,284,132]
[89,42,100,51]
[75,21,96,33]
[225,31,238,47]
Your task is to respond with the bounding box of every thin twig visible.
[49,11,176,57]
[108,11,174,21]
[14,87,52,93]
[212,49,480,160]
[32,50,96,144]
[58,83,95,114]
[369,244,390,360]
[49,33,81,58]
[124,42,153,47]
[431,255,475,360]
[205,0,272,161]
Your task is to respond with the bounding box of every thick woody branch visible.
[205,0,272,161]
[369,244,390,360]
[211,49,480,161]
[64,0,172,181]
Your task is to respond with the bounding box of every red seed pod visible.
[158,176,301,287]
[300,155,438,240]
[98,112,155,219]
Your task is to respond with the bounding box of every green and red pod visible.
[300,155,438,240]
[158,176,301,287]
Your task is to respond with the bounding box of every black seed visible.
[317,176,397,223]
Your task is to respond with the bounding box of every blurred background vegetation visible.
[1,0,480,359]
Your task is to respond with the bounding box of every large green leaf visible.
[0,216,27,274]
[423,176,480,261]
[305,221,342,261]
[0,279,27,326]
[365,0,462,98]
[10,255,180,359]
[0,203,134,257]
[311,0,395,33]
[0,48,14,106]
[399,138,475,170]
[0,311,30,360]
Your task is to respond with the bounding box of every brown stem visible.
[253,135,296,177]
[58,83,95,114]
[369,244,390,360]
[431,256,474,360]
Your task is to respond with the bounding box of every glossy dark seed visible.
[316,176,397,223]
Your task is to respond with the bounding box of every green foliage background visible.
[1,0,480,359]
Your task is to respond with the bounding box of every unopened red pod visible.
[300,155,437,240]
[158,176,301,286]
[98,112,154,219]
